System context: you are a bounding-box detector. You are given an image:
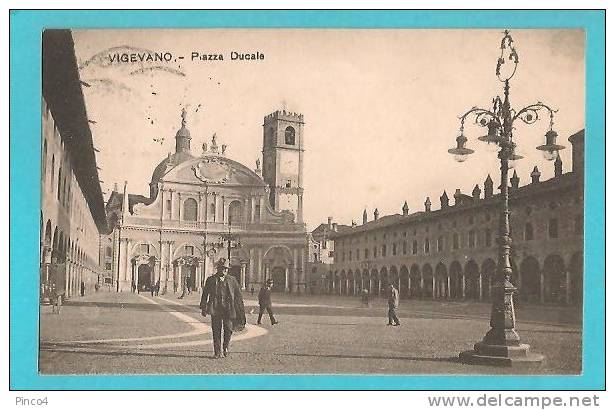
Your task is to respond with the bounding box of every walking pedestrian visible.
[155,279,160,296]
[257,279,279,325]
[80,281,85,297]
[150,280,155,297]
[387,283,401,326]
[250,286,255,296]
[361,288,370,307]
[200,258,246,359]
[51,284,63,314]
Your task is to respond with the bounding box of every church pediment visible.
[192,157,232,184]
[161,155,266,187]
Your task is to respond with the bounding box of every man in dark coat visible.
[387,283,401,326]
[257,279,278,325]
[200,258,246,358]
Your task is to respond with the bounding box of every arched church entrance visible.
[271,267,286,292]
[263,245,294,293]
[131,254,157,293]
[138,264,153,291]
[173,256,200,296]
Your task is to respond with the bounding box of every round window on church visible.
[285,126,296,145]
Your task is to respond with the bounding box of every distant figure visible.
[257,279,278,325]
[51,284,63,314]
[250,286,255,296]
[361,289,370,307]
[150,280,156,297]
[173,281,178,293]
[80,281,85,297]
[387,283,401,326]
[200,258,246,359]
[155,279,160,296]
[131,281,136,293]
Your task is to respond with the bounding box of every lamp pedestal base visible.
[459,342,544,368]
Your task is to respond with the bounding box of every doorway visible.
[271,267,286,292]
[138,264,152,291]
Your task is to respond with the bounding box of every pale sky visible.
[72,29,585,230]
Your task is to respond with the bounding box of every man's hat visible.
[215,258,229,270]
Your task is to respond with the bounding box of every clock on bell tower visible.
[262,109,304,223]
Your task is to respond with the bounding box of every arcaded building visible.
[40,30,108,299]
[106,109,308,294]
[328,131,584,305]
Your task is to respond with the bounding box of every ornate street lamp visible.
[451,30,562,366]
[219,216,242,264]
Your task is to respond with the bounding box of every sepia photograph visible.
[36,27,587,377]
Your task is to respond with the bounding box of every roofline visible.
[43,29,108,233]
[331,172,579,239]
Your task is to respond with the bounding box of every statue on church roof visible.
[210,133,219,154]
[181,106,187,127]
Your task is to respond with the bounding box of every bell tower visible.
[262,110,304,223]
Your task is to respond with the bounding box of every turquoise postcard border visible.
[9,10,605,390]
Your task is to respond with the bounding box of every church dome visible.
[176,126,191,138]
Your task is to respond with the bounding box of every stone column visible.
[198,193,203,223]
[170,190,175,220]
[284,267,290,292]
[240,263,246,290]
[478,273,483,301]
[300,247,306,293]
[461,274,466,299]
[432,275,436,299]
[168,241,175,292]
[257,249,263,284]
[488,276,492,298]
[194,264,200,292]
[243,198,249,225]
[248,248,254,288]
[540,270,545,303]
[221,196,226,224]
[154,263,160,286]
[118,239,127,291]
[160,188,166,221]
[178,193,183,221]
[124,240,132,289]
[408,275,412,298]
[203,254,210,282]
[565,269,571,304]
[447,275,451,299]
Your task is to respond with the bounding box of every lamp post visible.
[451,30,564,367]
[219,216,242,268]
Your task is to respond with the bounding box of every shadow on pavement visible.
[39,343,457,366]
[64,300,195,313]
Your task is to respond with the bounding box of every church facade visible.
[106,109,307,294]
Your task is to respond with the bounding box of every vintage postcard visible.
[9,10,605,391]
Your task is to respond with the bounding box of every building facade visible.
[107,110,308,294]
[40,30,108,300]
[306,218,350,294]
[327,131,584,305]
